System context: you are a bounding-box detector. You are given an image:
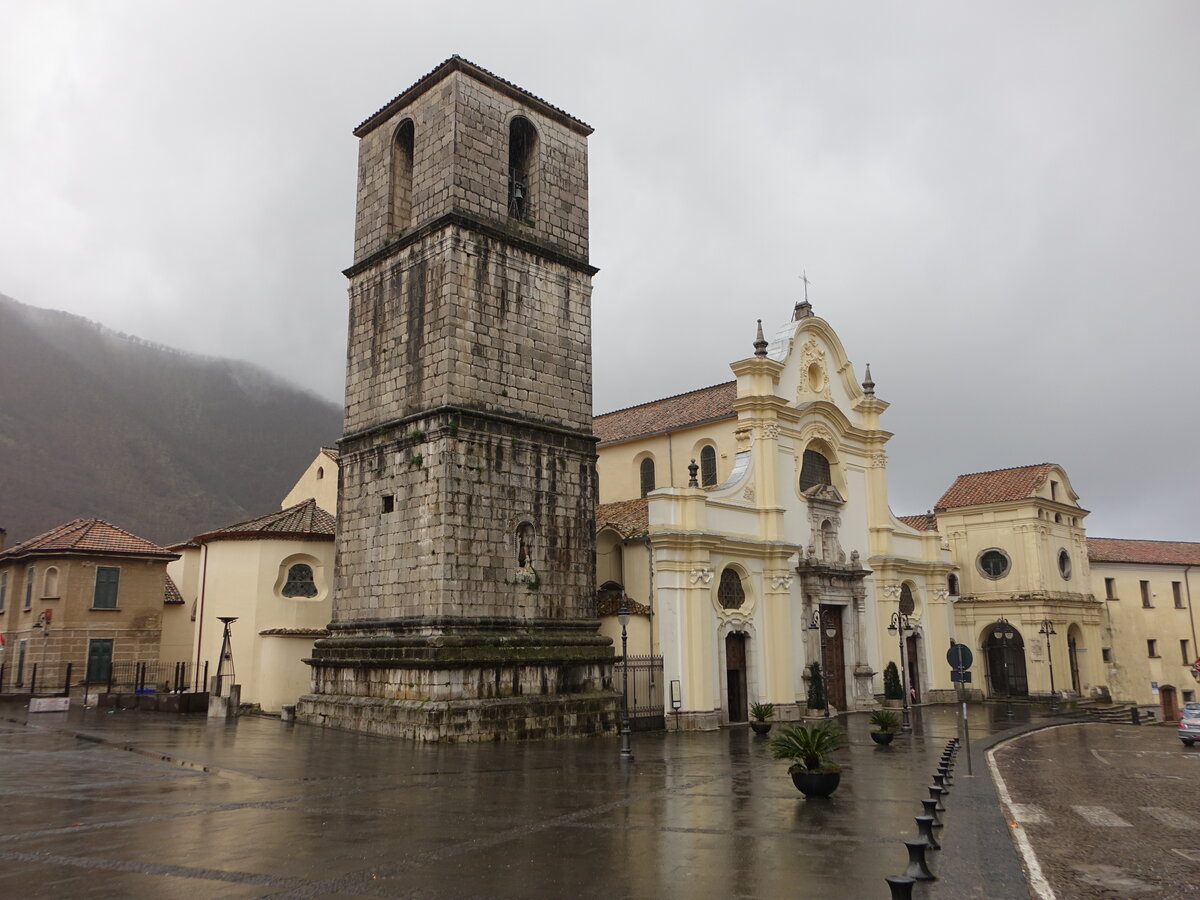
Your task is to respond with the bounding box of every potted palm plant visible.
[768,719,846,798]
[869,708,900,745]
[749,701,774,735]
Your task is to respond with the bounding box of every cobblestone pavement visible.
[990,722,1200,899]
[0,701,1034,899]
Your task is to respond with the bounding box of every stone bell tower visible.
[297,57,618,740]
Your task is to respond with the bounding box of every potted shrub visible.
[882,661,904,708]
[769,719,846,798]
[869,708,901,745]
[749,701,774,735]
[805,661,827,717]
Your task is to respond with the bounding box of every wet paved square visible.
[0,702,1033,898]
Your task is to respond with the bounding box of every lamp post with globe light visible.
[887,612,914,731]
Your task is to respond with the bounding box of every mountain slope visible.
[0,294,343,545]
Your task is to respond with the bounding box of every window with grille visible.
[718,568,745,610]
[639,458,656,498]
[799,449,831,491]
[978,549,1010,579]
[700,446,717,487]
[282,564,318,598]
[93,566,120,609]
[947,573,959,596]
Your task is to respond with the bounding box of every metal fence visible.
[618,654,664,730]
[0,659,199,697]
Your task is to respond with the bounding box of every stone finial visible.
[753,320,769,357]
[688,459,699,487]
[862,363,875,397]
[793,299,813,320]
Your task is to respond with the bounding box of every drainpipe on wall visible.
[1185,565,1197,675]
[193,543,209,692]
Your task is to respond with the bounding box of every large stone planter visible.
[789,768,841,798]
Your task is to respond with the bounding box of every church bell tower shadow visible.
[296,56,618,741]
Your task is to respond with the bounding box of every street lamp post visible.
[807,609,837,718]
[1038,619,1058,714]
[32,609,51,695]
[888,612,914,732]
[994,617,1015,717]
[618,601,633,761]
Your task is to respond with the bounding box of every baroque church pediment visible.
[803,483,845,505]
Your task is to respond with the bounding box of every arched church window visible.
[799,449,832,492]
[317,466,324,480]
[392,118,415,232]
[508,116,538,220]
[639,457,656,498]
[282,564,318,598]
[718,568,746,610]
[43,566,59,598]
[947,573,959,596]
[700,446,717,487]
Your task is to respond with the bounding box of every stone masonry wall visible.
[343,226,592,435]
[335,407,597,621]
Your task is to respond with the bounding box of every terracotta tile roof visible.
[195,499,336,543]
[1087,538,1200,566]
[164,576,185,605]
[0,519,177,561]
[320,447,339,461]
[354,55,592,137]
[935,463,1055,510]
[596,498,649,539]
[897,513,938,532]
[594,382,737,445]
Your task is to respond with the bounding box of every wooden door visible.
[820,605,846,711]
[86,639,113,683]
[725,632,747,723]
[1161,685,1178,722]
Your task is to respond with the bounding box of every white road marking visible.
[1142,807,1200,828]
[1010,803,1048,824]
[988,747,1057,900]
[1090,748,1111,765]
[1072,806,1132,827]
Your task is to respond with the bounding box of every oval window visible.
[978,549,1010,580]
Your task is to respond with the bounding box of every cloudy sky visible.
[3,2,1197,540]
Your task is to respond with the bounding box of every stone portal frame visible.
[716,617,760,725]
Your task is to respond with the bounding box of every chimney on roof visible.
[753,320,769,357]
[862,363,875,397]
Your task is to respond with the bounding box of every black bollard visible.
[939,765,954,786]
[916,816,941,850]
[933,773,949,792]
[921,798,943,827]
[885,875,916,899]
[929,786,947,812]
[903,840,936,881]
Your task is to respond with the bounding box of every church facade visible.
[595,302,1197,726]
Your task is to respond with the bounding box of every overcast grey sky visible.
[2,1,1197,540]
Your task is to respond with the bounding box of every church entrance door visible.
[821,605,847,711]
[725,633,748,723]
[906,633,922,703]
[984,623,1028,697]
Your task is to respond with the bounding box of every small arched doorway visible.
[725,632,748,723]
[1067,625,1083,695]
[906,632,922,703]
[984,621,1028,697]
[1160,685,1179,722]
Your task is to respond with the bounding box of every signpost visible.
[948,642,974,775]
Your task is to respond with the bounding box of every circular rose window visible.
[978,549,1010,580]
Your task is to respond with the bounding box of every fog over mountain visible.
[0,293,343,546]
